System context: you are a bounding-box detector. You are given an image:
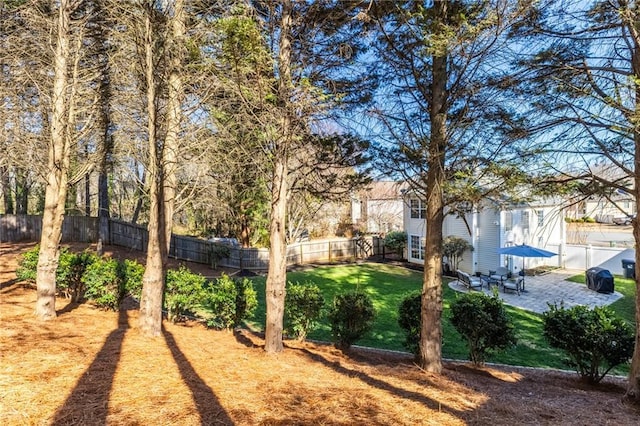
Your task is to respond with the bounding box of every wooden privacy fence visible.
[0,214,98,243]
[109,220,386,270]
[1,215,385,271]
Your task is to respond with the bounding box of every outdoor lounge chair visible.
[502,277,524,296]
[489,267,510,283]
[457,270,483,290]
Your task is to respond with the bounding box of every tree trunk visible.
[626,36,640,403]
[419,0,447,373]
[14,168,28,214]
[95,2,111,227]
[264,0,293,354]
[35,0,72,320]
[138,8,166,337]
[1,166,13,214]
[163,0,184,254]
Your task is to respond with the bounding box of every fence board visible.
[0,215,99,243]
[0,215,382,271]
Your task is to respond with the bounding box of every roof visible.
[358,181,407,201]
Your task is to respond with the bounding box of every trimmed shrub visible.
[208,243,231,269]
[384,231,407,256]
[442,235,474,271]
[233,276,258,328]
[82,257,126,311]
[165,267,207,323]
[285,281,325,341]
[203,274,257,330]
[16,245,40,283]
[398,291,421,357]
[328,291,376,351]
[450,292,517,365]
[16,246,97,302]
[121,259,145,301]
[543,304,634,384]
[60,251,98,302]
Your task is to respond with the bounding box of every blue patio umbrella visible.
[496,244,557,285]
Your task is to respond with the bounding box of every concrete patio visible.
[449,269,624,314]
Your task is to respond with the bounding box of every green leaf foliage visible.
[397,291,422,357]
[285,281,325,341]
[16,246,98,302]
[203,274,257,330]
[165,267,208,323]
[442,235,473,271]
[383,231,407,253]
[328,291,376,352]
[543,304,634,384]
[15,245,40,283]
[450,292,517,365]
[82,257,126,311]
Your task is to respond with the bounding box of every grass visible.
[245,262,613,370]
[567,273,637,326]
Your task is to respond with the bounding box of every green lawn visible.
[567,273,636,325]
[244,262,637,370]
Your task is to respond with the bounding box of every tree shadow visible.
[162,327,234,425]
[293,346,466,420]
[233,329,263,349]
[0,278,21,290]
[52,308,129,425]
[56,301,83,316]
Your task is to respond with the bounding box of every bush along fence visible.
[0,215,392,271]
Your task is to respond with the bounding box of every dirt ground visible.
[1,242,639,425]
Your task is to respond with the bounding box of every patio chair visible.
[502,277,524,296]
[456,270,483,291]
[489,267,510,284]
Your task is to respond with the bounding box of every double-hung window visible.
[410,235,424,260]
[410,199,426,219]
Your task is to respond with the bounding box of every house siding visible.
[402,192,566,276]
[476,209,501,275]
[443,212,474,273]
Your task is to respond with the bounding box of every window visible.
[522,211,530,231]
[410,199,426,219]
[410,235,424,260]
[504,211,513,231]
[537,210,544,227]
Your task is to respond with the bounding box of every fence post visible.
[328,241,332,262]
[300,243,303,265]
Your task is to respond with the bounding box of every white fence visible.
[538,243,634,275]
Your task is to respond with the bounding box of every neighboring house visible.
[565,192,636,223]
[352,181,406,234]
[404,194,566,276]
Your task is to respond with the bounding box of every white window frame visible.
[410,235,424,260]
[505,211,513,231]
[410,199,426,219]
[537,210,544,227]
[522,211,530,231]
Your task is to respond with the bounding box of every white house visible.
[352,181,406,234]
[404,195,566,276]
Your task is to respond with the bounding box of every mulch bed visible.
[1,242,639,425]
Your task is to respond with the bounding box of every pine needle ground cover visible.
[2,243,639,425]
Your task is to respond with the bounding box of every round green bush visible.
[398,291,421,357]
[543,304,634,384]
[82,257,125,311]
[450,292,516,365]
[328,291,376,352]
[285,281,325,341]
[165,266,208,323]
[202,274,257,330]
